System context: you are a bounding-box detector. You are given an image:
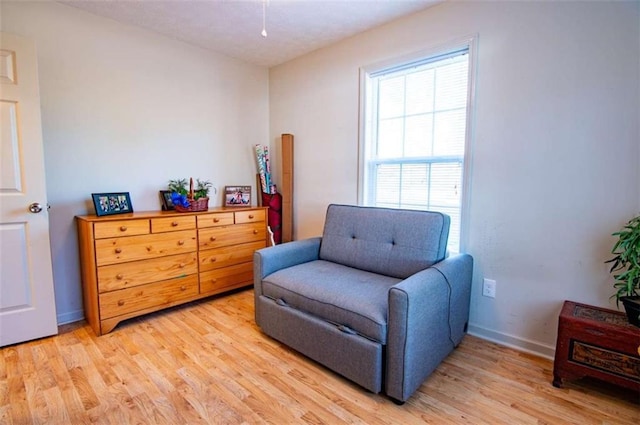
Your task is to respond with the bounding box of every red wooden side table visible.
[553,300,640,393]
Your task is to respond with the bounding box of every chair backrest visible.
[318,204,450,279]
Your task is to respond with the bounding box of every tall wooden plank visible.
[281,134,294,242]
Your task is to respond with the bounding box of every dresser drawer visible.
[95,229,197,266]
[569,340,640,382]
[199,240,266,272]
[94,219,149,239]
[151,215,196,233]
[200,263,253,294]
[197,212,234,228]
[235,209,265,224]
[199,223,265,250]
[99,275,199,319]
[97,252,198,292]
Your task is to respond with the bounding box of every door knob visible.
[28,203,43,213]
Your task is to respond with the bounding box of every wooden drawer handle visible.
[120,226,127,232]
[211,279,217,283]
[210,258,217,263]
[171,221,179,227]
[213,218,220,223]
[210,236,216,241]
[117,300,125,306]
[146,246,152,252]
[180,286,187,291]
[178,240,185,246]
[116,274,124,280]
[179,263,185,268]
[253,230,259,234]
[248,214,254,219]
[115,248,122,254]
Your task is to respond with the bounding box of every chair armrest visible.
[386,253,473,402]
[253,238,322,326]
[253,237,322,287]
[431,254,473,344]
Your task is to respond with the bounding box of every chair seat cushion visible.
[261,260,401,344]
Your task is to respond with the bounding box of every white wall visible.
[1,1,269,324]
[269,1,640,357]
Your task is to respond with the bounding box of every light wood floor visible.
[1,289,638,424]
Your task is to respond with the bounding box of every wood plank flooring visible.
[1,288,638,424]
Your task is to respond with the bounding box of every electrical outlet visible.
[483,279,496,298]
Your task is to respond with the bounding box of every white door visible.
[0,32,57,346]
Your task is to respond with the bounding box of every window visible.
[359,40,475,253]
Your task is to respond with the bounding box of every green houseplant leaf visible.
[168,179,188,196]
[194,179,214,200]
[168,178,216,200]
[606,214,640,306]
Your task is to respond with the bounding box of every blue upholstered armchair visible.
[253,204,473,403]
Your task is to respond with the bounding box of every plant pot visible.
[620,296,640,327]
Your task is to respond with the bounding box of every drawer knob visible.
[253,230,259,234]
[178,240,185,246]
[116,274,124,280]
[210,258,217,263]
[117,300,125,306]
[120,226,127,232]
[179,263,185,268]
[210,236,216,241]
[180,286,187,291]
[115,248,122,254]
[171,221,179,227]
[211,279,217,283]
[146,246,152,252]
[213,218,220,223]
[249,214,254,219]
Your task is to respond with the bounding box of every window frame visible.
[357,36,477,253]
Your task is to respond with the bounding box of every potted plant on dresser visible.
[168,178,214,212]
[606,214,640,327]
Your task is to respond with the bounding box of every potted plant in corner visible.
[606,214,640,327]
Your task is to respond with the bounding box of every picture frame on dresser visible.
[92,192,133,216]
[159,190,175,210]
[224,185,251,207]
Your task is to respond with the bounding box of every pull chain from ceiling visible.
[261,0,268,38]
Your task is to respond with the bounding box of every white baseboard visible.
[468,323,555,361]
[57,309,84,326]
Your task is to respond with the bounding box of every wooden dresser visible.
[76,207,268,335]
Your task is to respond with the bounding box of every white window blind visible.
[361,46,472,252]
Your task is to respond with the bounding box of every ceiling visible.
[59,0,441,68]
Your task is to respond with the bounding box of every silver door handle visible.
[28,203,43,213]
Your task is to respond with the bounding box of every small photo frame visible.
[159,190,174,211]
[92,192,133,216]
[224,185,251,207]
